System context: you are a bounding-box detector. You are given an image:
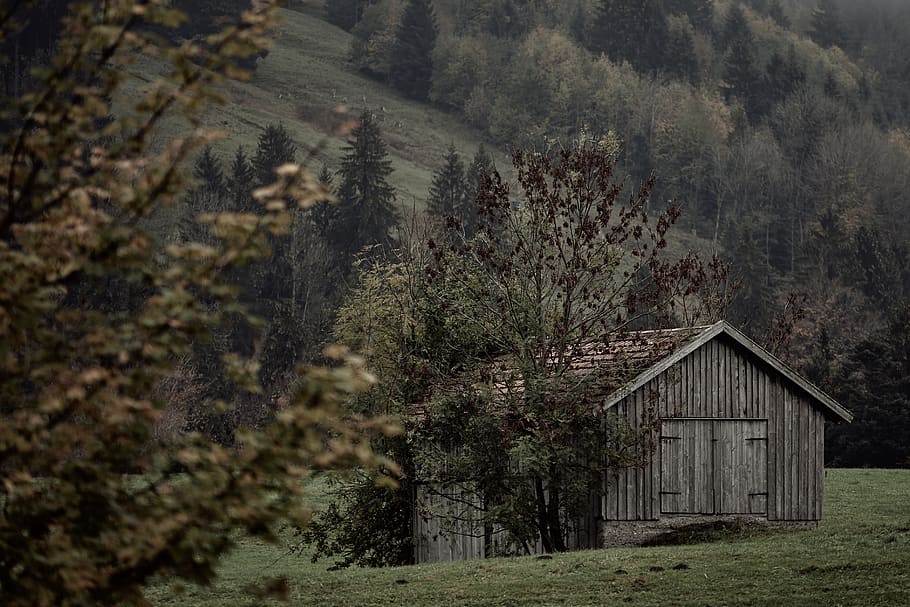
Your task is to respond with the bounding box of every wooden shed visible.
[413,321,852,562]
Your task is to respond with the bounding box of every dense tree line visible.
[319,0,910,469]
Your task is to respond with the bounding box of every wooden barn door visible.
[660,420,767,515]
[713,420,767,515]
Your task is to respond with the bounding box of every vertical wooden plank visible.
[798,396,813,521]
[817,411,825,519]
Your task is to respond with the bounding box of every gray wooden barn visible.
[413,321,853,563]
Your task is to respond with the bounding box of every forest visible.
[1,0,909,584]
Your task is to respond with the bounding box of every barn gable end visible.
[603,322,849,524]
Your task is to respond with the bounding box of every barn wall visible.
[414,482,600,563]
[604,334,825,523]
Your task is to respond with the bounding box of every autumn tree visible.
[0,2,397,605]
[322,136,732,557]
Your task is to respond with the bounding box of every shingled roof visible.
[418,321,852,423]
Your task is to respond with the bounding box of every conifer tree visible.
[427,144,468,219]
[665,18,700,84]
[183,147,226,242]
[389,0,438,101]
[717,4,750,52]
[665,0,713,32]
[226,145,256,212]
[809,0,846,49]
[332,112,400,259]
[590,0,668,73]
[325,0,361,32]
[253,123,297,188]
[767,0,790,28]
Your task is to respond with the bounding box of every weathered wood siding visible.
[604,334,825,522]
[414,482,600,563]
[413,483,487,563]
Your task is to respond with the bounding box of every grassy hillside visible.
[117,7,504,208]
[148,469,910,606]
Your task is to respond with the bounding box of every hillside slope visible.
[119,7,504,206]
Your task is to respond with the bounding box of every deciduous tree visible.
[0,3,397,605]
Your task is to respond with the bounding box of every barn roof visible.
[602,321,853,422]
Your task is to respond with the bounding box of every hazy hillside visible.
[117,6,506,205]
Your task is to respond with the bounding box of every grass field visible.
[147,468,910,606]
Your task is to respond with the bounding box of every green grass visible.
[147,469,910,606]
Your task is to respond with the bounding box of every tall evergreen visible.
[665,19,700,85]
[332,112,400,259]
[252,123,297,188]
[193,146,225,198]
[325,0,363,32]
[590,0,668,74]
[182,147,225,243]
[767,0,790,28]
[809,0,846,49]
[427,144,468,219]
[665,0,714,32]
[226,146,256,213]
[717,4,750,52]
[719,6,761,116]
[389,0,438,101]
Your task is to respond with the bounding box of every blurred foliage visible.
[0,2,399,605]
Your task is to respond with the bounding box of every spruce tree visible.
[332,111,400,259]
[665,0,713,32]
[590,0,668,74]
[665,19,700,84]
[767,0,790,28]
[809,0,846,49]
[717,4,750,52]
[325,0,360,32]
[226,145,256,213]
[252,123,297,188]
[389,0,437,101]
[427,144,468,219]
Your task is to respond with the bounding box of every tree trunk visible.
[534,477,553,553]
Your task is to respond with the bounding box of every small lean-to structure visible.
[412,321,853,563]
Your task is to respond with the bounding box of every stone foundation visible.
[601,516,819,547]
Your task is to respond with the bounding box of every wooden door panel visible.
[660,419,768,516]
[714,420,767,514]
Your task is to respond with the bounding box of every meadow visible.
[148,468,910,606]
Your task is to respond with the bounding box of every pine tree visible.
[252,123,297,188]
[767,0,790,28]
[720,6,761,116]
[325,0,360,32]
[226,146,255,212]
[193,146,224,197]
[427,144,467,218]
[389,0,437,101]
[590,0,668,73]
[331,111,400,259]
[665,18,700,84]
[809,0,846,49]
[717,4,750,52]
[665,0,713,32]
